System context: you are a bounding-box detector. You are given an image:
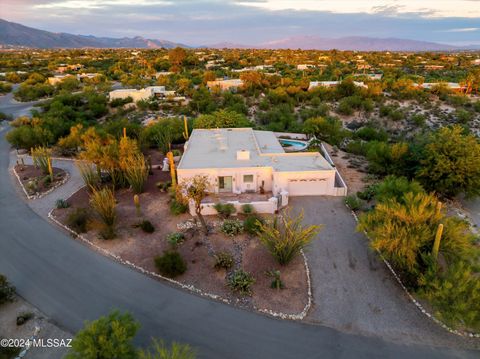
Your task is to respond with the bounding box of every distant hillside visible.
[0,19,187,49]
[208,35,463,51]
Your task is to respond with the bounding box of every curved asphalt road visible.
[0,128,476,359]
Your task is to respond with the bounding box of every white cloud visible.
[34,0,172,9]
[444,27,479,32]
[235,0,480,18]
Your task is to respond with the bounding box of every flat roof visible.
[178,128,333,172]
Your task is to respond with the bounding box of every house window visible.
[243,175,254,183]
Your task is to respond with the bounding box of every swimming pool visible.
[278,139,308,151]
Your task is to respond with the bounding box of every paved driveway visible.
[289,196,475,348]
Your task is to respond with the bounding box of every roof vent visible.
[237,150,250,160]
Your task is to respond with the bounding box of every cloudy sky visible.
[2,0,480,45]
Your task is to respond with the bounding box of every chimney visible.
[237,150,250,160]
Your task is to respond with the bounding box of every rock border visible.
[347,204,480,338]
[15,325,40,359]
[47,186,313,321]
[12,166,70,200]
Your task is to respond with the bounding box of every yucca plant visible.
[122,153,148,194]
[257,209,321,265]
[90,187,117,239]
[31,146,52,175]
[76,161,100,192]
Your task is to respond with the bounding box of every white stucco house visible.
[109,86,175,103]
[177,128,346,214]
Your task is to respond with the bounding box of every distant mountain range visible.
[207,36,480,51]
[1,19,479,51]
[0,19,187,49]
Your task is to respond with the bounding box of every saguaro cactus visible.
[123,127,127,139]
[182,116,189,140]
[48,158,53,183]
[167,151,177,188]
[133,194,141,216]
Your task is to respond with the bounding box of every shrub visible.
[55,198,69,209]
[356,185,377,201]
[266,270,284,289]
[67,208,89,233]
[154,251,187,278]
[375,176,425,204]
[243,215,263,235]
[16,311,34,326]
[170,199,188,215]
[241,204,254,214]
[257,210,321,265]
[90,187,117,239]
[418,261,480,331]
[214,252,234,270]
[31,146,52,175]
[76,162,100,191]
[221,219,243,237]
[122,153,148,194]
[138,338,197,359]
[345,195,363,211]
[0,274,16,304]
[156,181,171,192]
[213,203,236,218]
[136,220,155,233]
[228,269,255,295]
[166,232,185,247]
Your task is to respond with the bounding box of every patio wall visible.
[190,197,279,216]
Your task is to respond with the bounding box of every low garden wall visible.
[192,197,279,216]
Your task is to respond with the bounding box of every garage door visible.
[288,178,328,196]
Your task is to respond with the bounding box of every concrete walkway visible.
[289,196,477,349]
[9,151,84,218]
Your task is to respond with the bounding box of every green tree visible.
[67,310,139,359]
[417,126,480,197]
[193,109,250,129]
[302,116,346,146]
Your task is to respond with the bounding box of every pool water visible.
[279,139,308,151]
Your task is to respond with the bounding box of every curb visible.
[15,326,40,359]
[47,187,312,321]
[347,204,480,338]
[12,166,70,200]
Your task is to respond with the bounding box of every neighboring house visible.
[308,81,367,90]
[419,82,465,91]
[206,78,244,91]
[353,73,383,80]
[47,74,74,85]
[472,59,480,66]
[177,128,347,204]
[108,86,175,102]
[76,73,101,81]
[56,64,84,73]
[297,64,316,70]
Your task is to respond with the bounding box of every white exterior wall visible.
[177,167,273,194]
[273,170,337,196]
[109,89,150,103]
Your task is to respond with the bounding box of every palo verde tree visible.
[178,175,211,235]
[66,310,140,359]
[416,125,480,198]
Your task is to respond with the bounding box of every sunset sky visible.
[2,0,480,45]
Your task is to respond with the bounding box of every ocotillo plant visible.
[133,194,141,216]
[31,146,52,175]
